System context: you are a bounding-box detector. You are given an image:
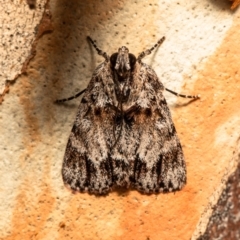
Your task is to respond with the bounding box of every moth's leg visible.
[55,89,86,103]
[165,88,200,99]
[137,36,165,61]
[87,36,109,61]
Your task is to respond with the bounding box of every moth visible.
[57,36,199,195]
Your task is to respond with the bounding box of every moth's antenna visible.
[87,36,109,61]
[137,36,165,61]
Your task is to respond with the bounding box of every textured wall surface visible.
[1,0,240,239]
[0,0,47,98]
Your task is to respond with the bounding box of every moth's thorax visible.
[114,46,131,77]
[108,47,137,103]
[110,47,137,79]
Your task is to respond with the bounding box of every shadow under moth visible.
[57,36,199,195]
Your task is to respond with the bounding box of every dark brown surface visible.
[197,163,240,240]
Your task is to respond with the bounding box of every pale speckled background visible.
[0,0,240,239]
[0,0,46,95]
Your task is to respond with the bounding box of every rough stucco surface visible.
[0,0,47,97]
[0,0,240,239]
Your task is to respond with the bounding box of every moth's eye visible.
[129,53,137,69]
[110,53,118,67]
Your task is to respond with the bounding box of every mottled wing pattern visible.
[62,62,118,194]
[131,63,186,193]
[62,61,186,194]
[112,62,186,193]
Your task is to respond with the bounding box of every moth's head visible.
[110,46,136,77]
